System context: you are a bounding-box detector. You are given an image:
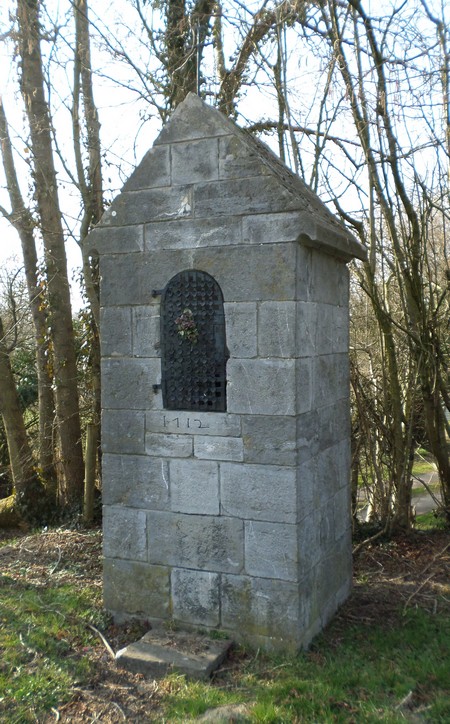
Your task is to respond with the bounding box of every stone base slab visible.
[115,629,233,679]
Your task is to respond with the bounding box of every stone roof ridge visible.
[87,93,367,261]
[177,95,362,249]
[240,128,343,230]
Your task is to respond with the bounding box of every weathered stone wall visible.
[90,95,359,650]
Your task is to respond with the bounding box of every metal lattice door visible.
[160,270,228,411]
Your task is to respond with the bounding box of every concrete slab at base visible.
[115,629,233,679]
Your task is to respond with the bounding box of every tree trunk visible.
[73,0,103,430]
[422,379,450,518]
[0,97,57,497]
[0,315,44,519]
[17,0,84,506]
[216,1,307,117]
[323,0,450,530]
[165,0,215,111]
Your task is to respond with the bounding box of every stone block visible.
[333,305,349,353]
[316,399,350,451]
[100,255,143,307]
[154,94,231,144]
[227,359,296,415]
[101,358,161,410]
[146,410,241,437]
[296,302,317,357]
[309,250,349,306]
[296,511,321,571]
[100,249,191,306]
[295,244,312,301]
[301,221,366,263]
[103,505,147,561]
[244,521,299,582]
[132,306,160,357]
[242,211,311,245]
[335,575,353,611]
[296,409,320,463]
[221,463,297,523]
[147,511,243,573]
[221,574,301,650]
[145,216,242,251]
[258,302,296,358]
[169,459,219,514]
[242,415,296,466]
[172,138,219,185]
[100,307,132,357]
[335,438,351,489]
[122,145,170,191]
[219,134,270,179]
[194,176,301,219]
[224,302,257,358]
[315,440,350,503]
[194,435,244,462]
[296,457,316,517]
[103,558,170,618]
[319,506,334,548]
[102,453,169,510]
[313,548,352,617]
[87,224,144,255]
[116,629,231,679]
[171,568,220,627]
[334,535,353,590]
[193,243,297,302]
[315,303,348,356]
[332,487,352,542]
[102,410,145,454]
[146,433,193,458]
[296,358,312,414]
[100,186,193,227]
[313,354,349,408]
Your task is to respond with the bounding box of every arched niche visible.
[160,269,228,411]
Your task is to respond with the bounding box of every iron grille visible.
[160,270,228,411]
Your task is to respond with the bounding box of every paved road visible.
[358,471,442,520]
[412,472,441,515]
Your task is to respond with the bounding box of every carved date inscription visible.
[163,415,210,430]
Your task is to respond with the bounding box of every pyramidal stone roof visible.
[90,93,367,262]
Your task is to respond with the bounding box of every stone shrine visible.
[86,93,367,651]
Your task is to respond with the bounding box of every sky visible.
[0,0,289,311]
[0,1,157,309]
[0,0,448,310]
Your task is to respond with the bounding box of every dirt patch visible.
[347,532,450,623]
[1,526,449,722]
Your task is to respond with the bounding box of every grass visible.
[357,453,435,490]
[412,459,436,476]
[159,609,450,722]
[0,526,449,721]
[415,510,448,531]
[0,579,100,722]
[412,479,439,494]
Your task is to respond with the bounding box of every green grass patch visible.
[415,510,448,531]
[412,459,436,476]
[411,480,440,498]
[1,528,449,722]
[0,580,99,722]
[161,609,450,722]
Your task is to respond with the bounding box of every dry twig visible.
[111,701,126,720]
[50,546,63,574]
[87,623,116,659]
[403,573,436,612]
